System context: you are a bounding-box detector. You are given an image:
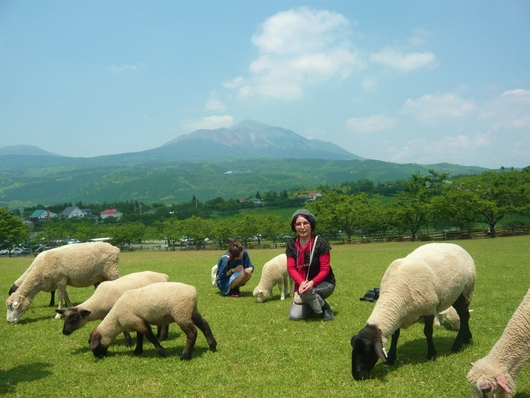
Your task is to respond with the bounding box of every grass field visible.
[2,236,529,397]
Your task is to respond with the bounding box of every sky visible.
[0,1,529,169]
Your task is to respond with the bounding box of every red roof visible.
[100,209,118,215]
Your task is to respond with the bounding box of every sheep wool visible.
[351,243,476,380]
[253,254,293,302]
[58,271,169,337]
[467,289,530,398]
[88,282,217,360]
[6,242,120,323]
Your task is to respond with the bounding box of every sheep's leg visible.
[192,310,217,353]
[280,278,287,300]
[178,321,198,360]
[48,290,56,307]
[423,315,437,361]
[156,325,169,341]
[54,286,71,319]
[136,321,166,358]
[386,328,400,365]
[450,293,472,353]
[123,331,133,347]
[133,332,144,355]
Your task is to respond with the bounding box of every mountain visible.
[0,120,489,208]
[141,120,361,161]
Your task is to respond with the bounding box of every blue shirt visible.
[216,250,254,295]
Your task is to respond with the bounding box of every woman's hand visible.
[243,267,253,275]
[299,280,314,295]
[234,265,244,272]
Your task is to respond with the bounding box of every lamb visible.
[9,261,57,307]
[350,243,475,380]
[56,271,169,345]
[467,289,530,397]
[211,264,218,286]
[88,282,217,360]
[252,254,293,302]
[6,242,120,324]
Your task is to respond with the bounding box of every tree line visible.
[1,168,528,252]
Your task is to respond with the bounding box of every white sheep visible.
[88,282,217,360]
[6,242,120,323]
[56,271,169,345]
[252,254,293,302]
[467,289,530,397]
[350,243,476,380]
[9,261,58,307]
[211,264,218,286]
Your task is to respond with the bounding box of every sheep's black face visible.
[61,311,80,336]
[90,343,108,358]
[350,333,380,380]
[88,331,108,358]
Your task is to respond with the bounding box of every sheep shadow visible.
[0,362,52,395]
[368,335,466,379]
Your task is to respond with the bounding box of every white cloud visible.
[370,47,437,71]
[205,91,226,112]
[184,115,233,131]
[230,7,363,101]
[390,133,490,164]
[109,63,144,74]
[346,115,397,134]
[402,93,476,123]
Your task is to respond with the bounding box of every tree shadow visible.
[0,362,53,395]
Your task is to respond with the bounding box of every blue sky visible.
[1,1,529,169]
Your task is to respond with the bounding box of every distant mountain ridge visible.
[0,120,361,162]
[142,120,360,161]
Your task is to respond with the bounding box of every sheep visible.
[9,261,57,307]
[252,254,293,302]
[6,242,120,324]
[467,289,530,397]
[88,282,217,360]
[211,264,218,286]
[350,243,475,380]
[56,271,169,346]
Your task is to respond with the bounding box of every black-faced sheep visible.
[9,261,57,307]
[88,282,217,360]
[467,289,530,397]
[350,243,475,380]
[252,254,293,302]
[56,271,169,345]
[6,242,120,323]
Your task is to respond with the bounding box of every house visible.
[99,209,122,220]
[296,192,322,202]
[28,209,57,223]
[61,206,86,219]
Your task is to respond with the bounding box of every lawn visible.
[1,235,529,397]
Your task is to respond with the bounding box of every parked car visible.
[17,248,33,256]
[0,249,9,255]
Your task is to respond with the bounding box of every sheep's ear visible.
[89,333,101,350]
[80,310,92,318]
[374,339,387,363]
[469,362,475,367]
[496,374,512,394]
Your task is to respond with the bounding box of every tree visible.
[109,222,145,249]
[430,184,481,234]
[233,212,260,246]
[0,208,30,255]
[307,192,380,242]
[256,214,288,246]
[180,216,213,249]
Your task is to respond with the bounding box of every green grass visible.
[2,236,530,397]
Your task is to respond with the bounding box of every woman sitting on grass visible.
[216,240,254,297]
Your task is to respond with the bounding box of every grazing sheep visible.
[6,242,120,323]
[88,282,217,360]
[350,243,475,380]
[211,264,218,286]
[56,271,169,345]
[252,254,293,302]
[9,261,57,307]
[467,289,530,397]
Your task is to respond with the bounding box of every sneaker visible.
[229,289,243,297]
[323,308,334,321]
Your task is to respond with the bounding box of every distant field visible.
[1,236,529,397]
